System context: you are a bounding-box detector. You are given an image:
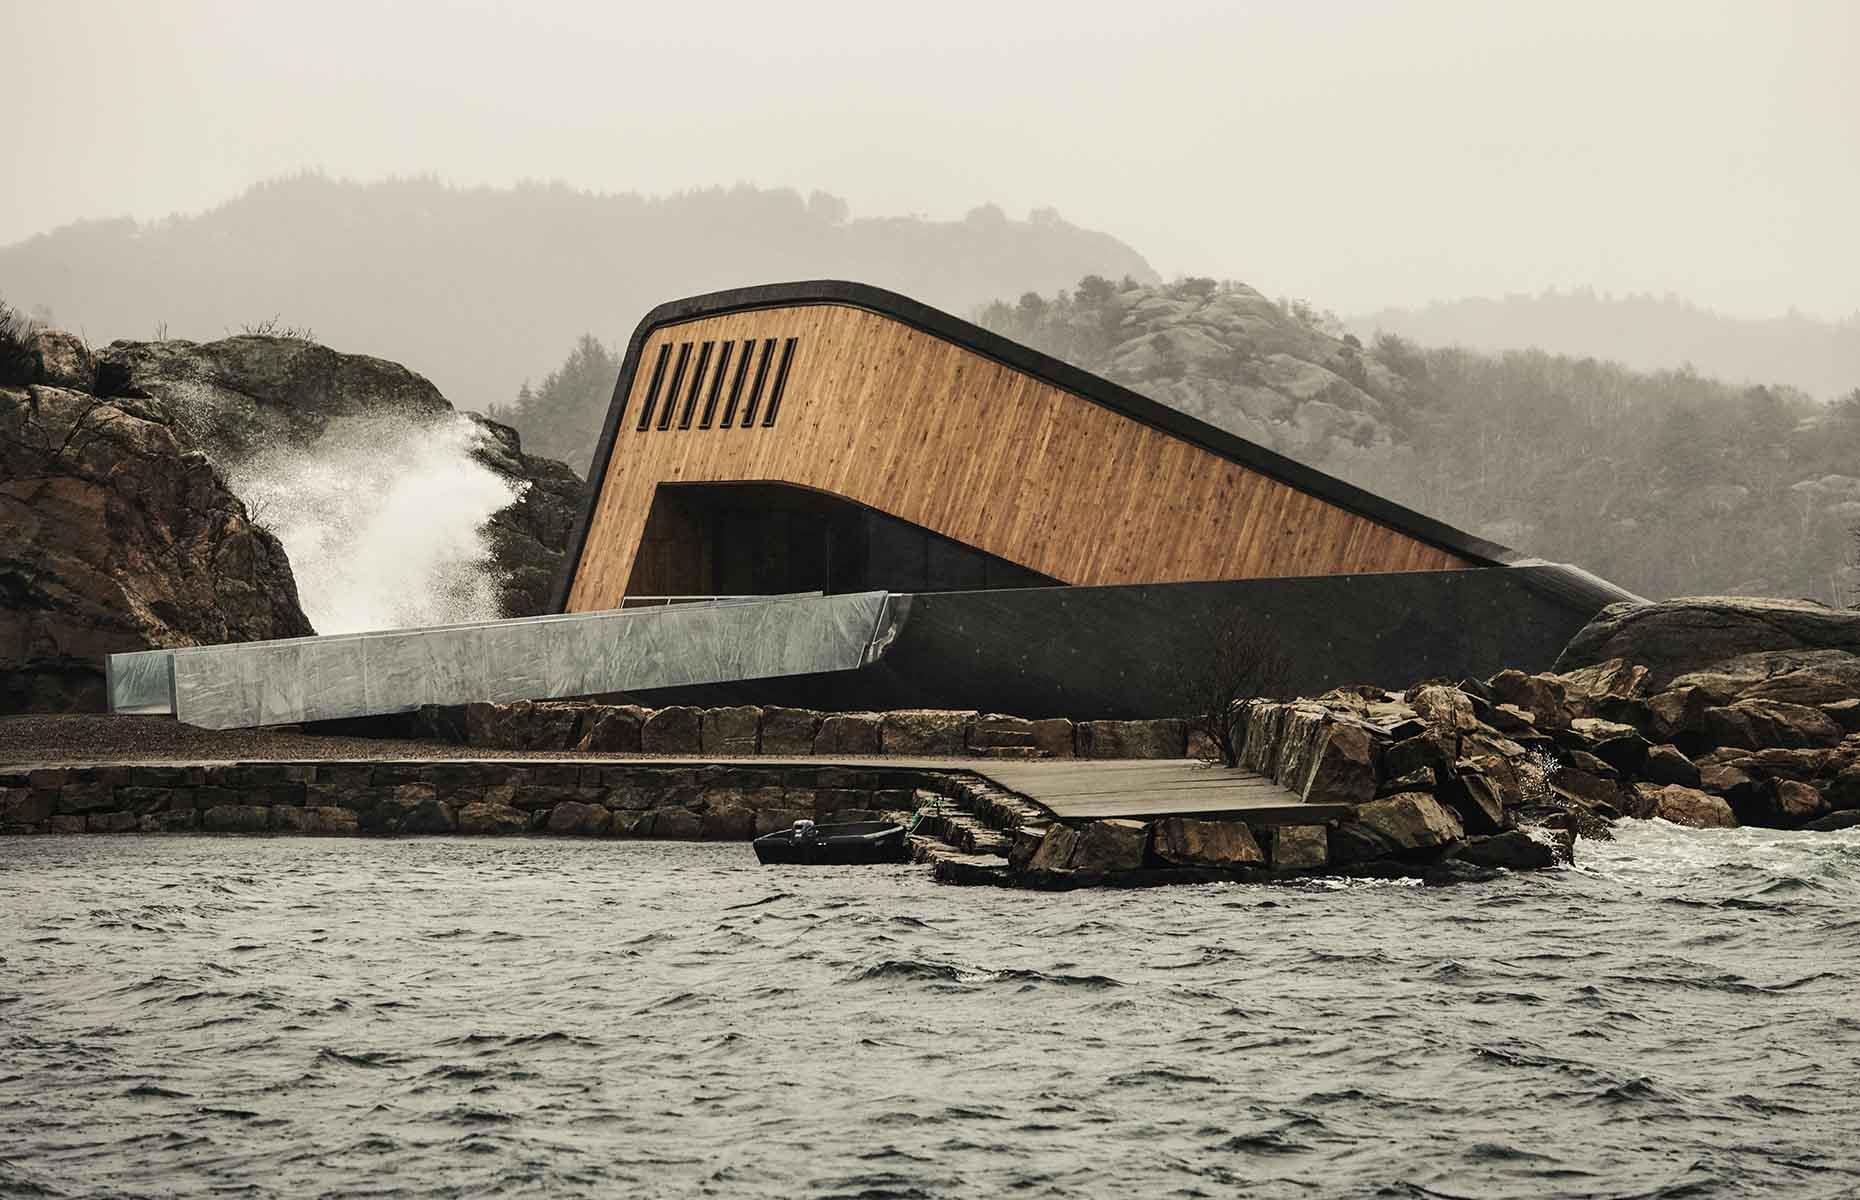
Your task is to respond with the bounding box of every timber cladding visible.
[563,285,1499,612]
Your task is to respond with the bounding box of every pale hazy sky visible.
[5,0,1856,317]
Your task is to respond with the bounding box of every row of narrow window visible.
[631,336,798,432]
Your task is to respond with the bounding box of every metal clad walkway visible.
[105,592,896,731]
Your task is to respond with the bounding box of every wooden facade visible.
[561,283,1508,613]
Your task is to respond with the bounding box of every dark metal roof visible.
[550,280,1634,612]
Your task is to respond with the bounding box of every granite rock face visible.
[1353,792,1466,856]
[1079,719,1187,759]
[96,333,585,619]
[1556,596,1860,689]
[880,710,975,756]
[1636,783,1738,828]
[1151,817,1263,868]
[1270,824,1329,870]
[0,384,313,713]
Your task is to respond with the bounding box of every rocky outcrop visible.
[96,334,585,618]
[1556,596,1860,689]
[1,384,313,712]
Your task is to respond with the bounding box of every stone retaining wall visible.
[450,701,1191,761]
[0,761,971,838]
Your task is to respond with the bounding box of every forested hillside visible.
[977,278,1860,604]
[1352,290,1860,401]
[0,174,1155,422]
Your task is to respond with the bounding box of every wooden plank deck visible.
[968,758,1343,824]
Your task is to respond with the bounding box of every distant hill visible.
[1351,289,1860,400]
[986,277,1860,604]
[0,174,1156,427]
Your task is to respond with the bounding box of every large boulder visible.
[1668,649,1860,708]
[700,706,761,755]
[1486,669,1571,730]
[759,707,822,754]
[1151,817,1264,868]
[1454,829,1557,871]
[1556,597,1860,689]
[814,712,882,754]
[465,701,581,750]
[575,704,647,753]
[1296,722,1379,806]
[1079,719,1187,759]
[1352,792,1465,856]
[457,800,530,835]
[879,709,974,756]
[1701,700,1845,750]
[27,329,95,390]
[1,385,314,712]
[641,706,702,754]
[1069,819,1150,872]
[1270,824,1329,870]
[1635,783,1737,828]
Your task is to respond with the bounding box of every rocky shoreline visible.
[5,596,1858,892]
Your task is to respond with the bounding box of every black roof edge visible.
[551,279,1541,613]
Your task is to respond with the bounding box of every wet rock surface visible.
[0,384,312,714]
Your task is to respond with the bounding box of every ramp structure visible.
[108,592,894,730]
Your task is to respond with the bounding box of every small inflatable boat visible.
[752,819,910,866]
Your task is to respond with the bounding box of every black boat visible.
[752,819,911,866]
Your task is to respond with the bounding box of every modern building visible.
[550,280,1632,714]
[111,281,1635,729]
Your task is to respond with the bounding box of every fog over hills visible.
[1352,290,1860,401]
[0,173,1157,419]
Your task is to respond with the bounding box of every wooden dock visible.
[967,758,1343,825]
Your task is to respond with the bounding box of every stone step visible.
[974,747,1047,760]
[932,855,1011,886]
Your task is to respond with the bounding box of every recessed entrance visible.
[621,482,1058,598]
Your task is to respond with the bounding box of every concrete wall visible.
[630,566,1612,718]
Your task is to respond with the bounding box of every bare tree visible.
[1171,609,1294,767]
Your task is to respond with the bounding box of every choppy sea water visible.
[2,826,1858,1199]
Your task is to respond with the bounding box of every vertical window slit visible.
[657,343,691,431]
[698,341,733,428]
[761,337,798,427]
[740,338,777,427]
[678,341,714,429]
[634,342,671,432]
[718,338,754,427]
